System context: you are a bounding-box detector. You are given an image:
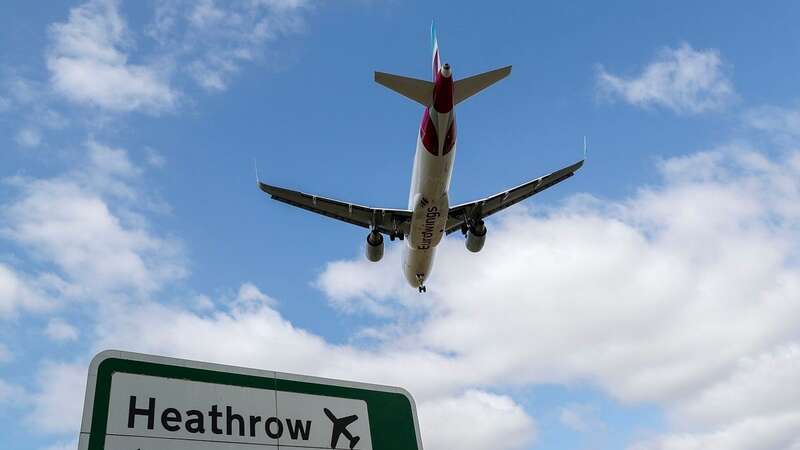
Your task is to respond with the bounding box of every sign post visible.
[79,351,422,450]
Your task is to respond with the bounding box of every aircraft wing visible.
[258,182,412,235]
[337,415,359,427]
[444,159,584,234]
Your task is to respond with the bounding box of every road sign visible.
[79,351,422,450]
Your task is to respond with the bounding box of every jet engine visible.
[366,230,384,262]
[465,220,487,253]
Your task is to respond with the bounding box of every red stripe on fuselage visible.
[419,107,457,155]
[442,120,456,155]
[419,67,455,156]
[420,108,438,155]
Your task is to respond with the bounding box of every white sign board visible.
[79,351,421,450]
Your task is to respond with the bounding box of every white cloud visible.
[191,294,215,311]
[629,413,800,450]
[39,0,315,116]
[419,390,536,450]
[41,439,79,450]
[47,0,177,113]
[635,344,800,449]
[90,297,359,382]
[149,0,314,92]
[3,180,183,296]
[2,76,70,150]
[82,285,474,400]
[44,318,80,342]
[559,404,605,433]
[0,379,25,404]
[26,362,86,434]
[15,128,42,148]
[675,344,800,424]
[235,282,276,307]
[87,140,140,178]
[316,251,417,316]
[743,104,800,144]
[0,263,52,318]
[188,0,227,28]
[80,140,149,201]
[597,44,735,114]
[2,141,186,298]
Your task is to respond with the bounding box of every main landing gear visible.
[389,231,404,241]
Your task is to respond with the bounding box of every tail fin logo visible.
[431,21,440,79]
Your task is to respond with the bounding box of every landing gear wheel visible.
[418,285,427,293]
[390,232,396,242]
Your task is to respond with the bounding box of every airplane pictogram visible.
[323,408,361,449]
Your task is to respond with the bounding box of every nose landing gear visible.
[416,274,426,293]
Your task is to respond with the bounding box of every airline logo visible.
[412,196,445,250]
[105,372,372,450]
[416,204,440,250]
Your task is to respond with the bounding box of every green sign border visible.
[83,352,420,450]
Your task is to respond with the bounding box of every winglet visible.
[254,158,260,185]
[583,136,588,160]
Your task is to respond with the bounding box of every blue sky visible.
[3,1,800,450]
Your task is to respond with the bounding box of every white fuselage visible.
[402,112,456,287]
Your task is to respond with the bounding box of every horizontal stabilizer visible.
[453,65,512,105]
[374,72,434,106]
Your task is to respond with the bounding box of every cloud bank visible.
[316,146,800,449]
[13,144,800,450]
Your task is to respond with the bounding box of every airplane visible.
[258,24,584,293]
[323,408,361,449]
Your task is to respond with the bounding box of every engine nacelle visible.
[465,220,487,253]
[365,230,384,262]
